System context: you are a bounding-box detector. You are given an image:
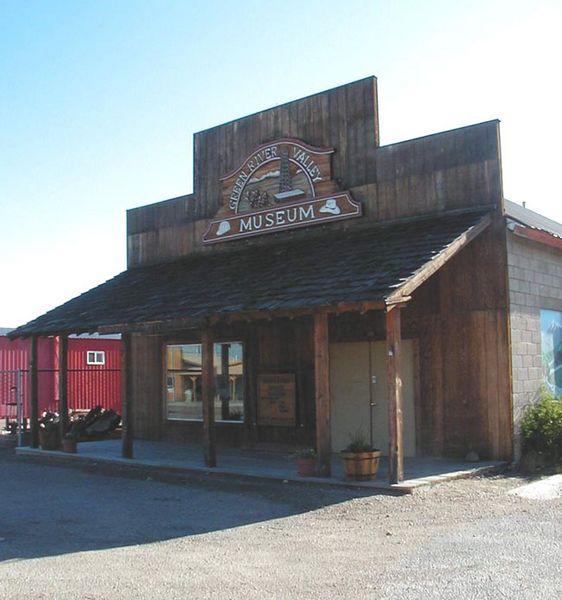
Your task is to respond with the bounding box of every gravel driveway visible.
[0,437,560,599]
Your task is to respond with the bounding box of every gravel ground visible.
[0,436,561,599]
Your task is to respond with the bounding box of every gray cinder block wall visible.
[507,233,562,459]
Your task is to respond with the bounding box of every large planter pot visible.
[39,428,60,451]
[296,457,316,477]
[341,450,381,481]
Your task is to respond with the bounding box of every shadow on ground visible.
[0,437,378,562]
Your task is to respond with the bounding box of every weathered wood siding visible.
[130,333,163,439]
[370,120,502,220]
[127,105,502,266]
[191,77,379,221]
[252,318,315,445]
[404,218,512,460]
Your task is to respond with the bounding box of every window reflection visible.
[165,342,245,421]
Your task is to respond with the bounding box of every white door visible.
[330,340,417,457]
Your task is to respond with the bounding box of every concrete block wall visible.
[507,232,562,459]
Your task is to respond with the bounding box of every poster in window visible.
[257,374,296,426]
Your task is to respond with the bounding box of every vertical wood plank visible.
[484,311,499,458]
[29,335,39,448]
[314,312,331,477]
[412,338,422,457]
[386,307,404,483]
[121,333,134,458]
[295,319,307,430]
[432,317,445,455]
[58,335,68,442]
[243,324,258,445]
[220,343,230,420]
[202,328,216,467]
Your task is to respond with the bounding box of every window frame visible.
[164,340,246,424]
[86,350,106,365]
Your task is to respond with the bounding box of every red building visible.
[0,331,121,426]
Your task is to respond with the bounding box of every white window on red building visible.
[86,350,106,365]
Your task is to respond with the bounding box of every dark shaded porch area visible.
[15,439,505,494]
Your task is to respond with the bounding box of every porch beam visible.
[386,306,404,484]
[202,328,217,467]
[58,335,69,442]
[209,301,385,326]
[29,335,39,448]
[314,311,331,477]
[98,301,387,336]
[121,333,134,458]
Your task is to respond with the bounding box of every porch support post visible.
[386,306,404,484]
[202,328,216,467]
[121,333,134,458]
[58,335,69,441]
[29,335,39,448]
[314,311,331,477]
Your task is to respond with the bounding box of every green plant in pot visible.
[294,447,317,477]
[341,431,381,481]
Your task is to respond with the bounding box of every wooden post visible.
[202,328,216,467]
[386,306,404,484]
[121,333,134,458]
[58,335,69,442]
[29,336,39,448]
[244,325,258,445]
[220,343,230,420]
[314,312,331,477]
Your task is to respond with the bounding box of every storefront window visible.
[540,310,562,398]
[165,342,245,421]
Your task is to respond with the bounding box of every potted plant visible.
[341,431,381,481]
[294,447,317,477]
[62,431,78,453]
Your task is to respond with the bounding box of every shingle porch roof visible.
[10,209,492,337]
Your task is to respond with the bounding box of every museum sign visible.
[202,139,362,244]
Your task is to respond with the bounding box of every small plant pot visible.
[296,457,316,477]
[341,450,381,481]
[62,438,77,453]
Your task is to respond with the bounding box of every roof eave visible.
[507,221,562,251]
[386,212,493,305]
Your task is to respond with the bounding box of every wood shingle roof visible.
[10,209,492,337]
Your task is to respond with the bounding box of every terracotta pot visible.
[62,438,77,453]
[296,457,316,477]
[341,450,381,481]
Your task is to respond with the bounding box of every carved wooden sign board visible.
[202,139,362,244]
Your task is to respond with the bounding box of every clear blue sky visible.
[1,0,561,327]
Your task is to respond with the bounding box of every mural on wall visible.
[203,138,362,244]
[540,309,562,397]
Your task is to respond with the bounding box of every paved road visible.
[1,436,561,599]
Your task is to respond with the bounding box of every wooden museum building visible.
[12,77,562,484]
